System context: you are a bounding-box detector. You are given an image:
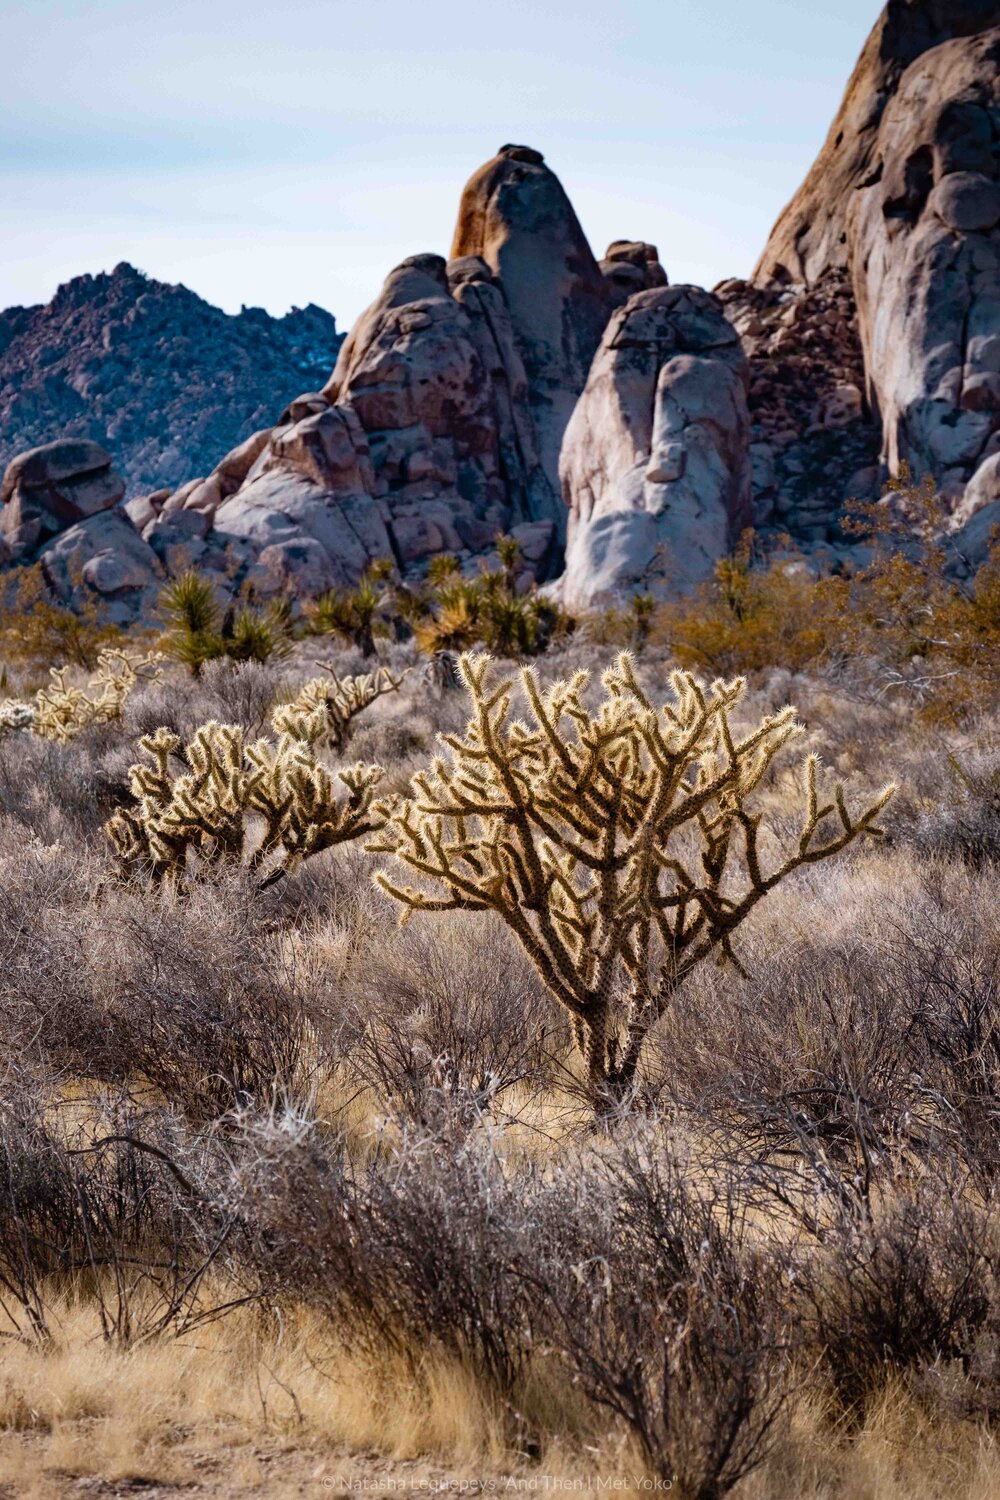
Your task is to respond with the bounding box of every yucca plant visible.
[159,570,222,677]
[224,599,294,665]
[307,574,381,658]
[159,571,294,675]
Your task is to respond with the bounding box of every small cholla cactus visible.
[0,699,36,739]
[371,652,896,1102]
[106,703,385,888]
[274,666,406,751]
[32,649,163,743]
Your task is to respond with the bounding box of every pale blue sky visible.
[1,0,879,325]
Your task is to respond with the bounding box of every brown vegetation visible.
[0,600,996,1497]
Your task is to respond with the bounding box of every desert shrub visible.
[106,696,384,889]
[0,1075,234,1345]
[651,534,847,678]
[372,651,894,1103]
[344,916,562,1125]
[220,1108,563,1400]
[797,1180,996,1418]
[0,839,320,1120]
[0,563,125,675]
[540,1137,789,1498]
[159,569,293,674]
[908,749,1000,868]
[651,474,1000,725]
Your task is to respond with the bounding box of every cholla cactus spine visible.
[0,700,37,738]
[371,651,895,1099]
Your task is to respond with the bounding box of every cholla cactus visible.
[0,700,36,738]
[273,666,406,751]
[371,652,895,1100]
[33,649,163,743]
[106,709,384,888]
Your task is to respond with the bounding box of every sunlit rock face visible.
[556,286,751,611]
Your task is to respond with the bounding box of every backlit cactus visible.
[32,649,163,743]
[371,652,895,1100]
[107,701,384,888]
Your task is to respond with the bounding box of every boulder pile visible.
[3,2,1000,618]
[0,438,162,620]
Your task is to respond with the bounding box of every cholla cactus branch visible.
[372,652,895,1100]
[274,666,407,751]
[32,649,163,743]
[107,699,385,888]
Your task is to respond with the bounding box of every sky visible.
[1,0,880,329]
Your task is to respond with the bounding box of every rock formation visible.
[716,269,881,546]
[556,286,752,610]
[0,439,125,562]
[0,439,162,620]
[752,2,1000,555]
[7,8,1000,626]
[450,145,611,529]
[0,263,343,496]
[754,1,996,287]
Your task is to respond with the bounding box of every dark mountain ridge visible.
[0,262,343,496]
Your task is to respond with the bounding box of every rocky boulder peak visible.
[450,145,611,527]
[749,1,1000,560]
[849,26,1000,526]
[599,241,669,309]
[555,286,751,611]
[164,249,560,597]
[0,264,344,495]
[754,0,998,288]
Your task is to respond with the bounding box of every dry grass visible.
[0,641,997,1496]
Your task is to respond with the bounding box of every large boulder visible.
[847,26,1000,522]
[450,146,611,527]
[0,438,125,563]
[555,286,751,611]
[751,3,1000,554]
[754,1,997,287]
[37,508,163,624]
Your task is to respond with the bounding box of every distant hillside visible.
[0,262,344,495]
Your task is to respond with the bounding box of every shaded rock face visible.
[754,1,998,287]
[0,439,162,620]
[752,3,1000,557]
[847,28,1000,526]
[556,287,751,611]
[716,269,881,545]
[0,263,343,496]
[451,146,612,527]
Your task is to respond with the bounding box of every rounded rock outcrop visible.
[555,286,752,611]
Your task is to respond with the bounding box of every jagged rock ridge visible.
[0,263,343,496]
